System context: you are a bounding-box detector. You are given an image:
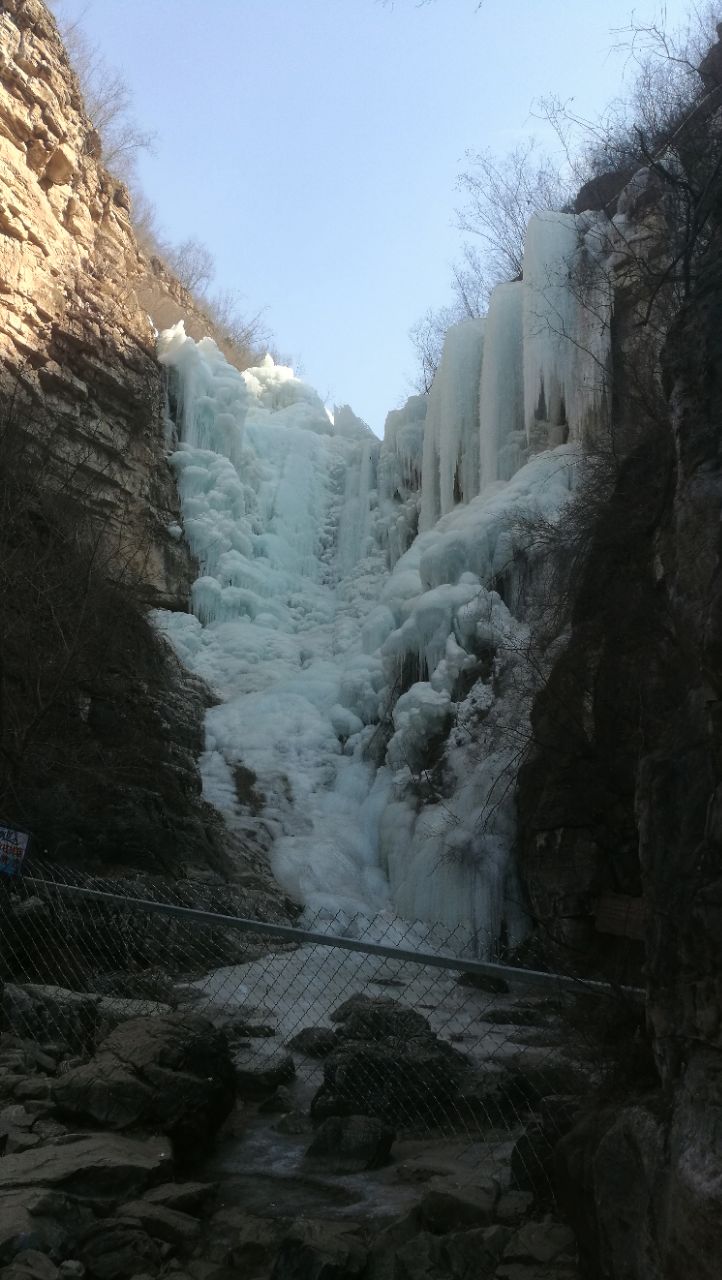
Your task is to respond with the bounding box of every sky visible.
[53,0,695,435]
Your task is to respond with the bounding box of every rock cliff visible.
[0,0,190,607]
[0,0,277,884]
[515,52,722,1277]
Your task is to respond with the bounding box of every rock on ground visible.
[306,1115,395,1172]
[0,1134,172,1207]
[51,1015,235,1156]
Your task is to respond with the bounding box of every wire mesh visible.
[0,856,645,1204]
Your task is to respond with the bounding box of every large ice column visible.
[420,318,486,531]
[377,394,426,567]
[333,405,380,579]
[478,281,525,489]
[379,395,426,502]
[522,212,611,450]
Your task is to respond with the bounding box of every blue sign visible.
[0,825,30,878]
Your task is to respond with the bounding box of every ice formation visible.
[420,318,485,531]
[479,282,525,488]
[154,209,610,951]
[522,212,611,450]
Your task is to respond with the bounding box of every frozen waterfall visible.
[154,208,610,950]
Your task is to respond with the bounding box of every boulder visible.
[0,1135,172,1207]
[258,1086,294,1114]
[270,1220,366,1280]
[31,1122,67,1143]
[287,1028,338,1058]
[273,1112,310,1136]
[204,1210,283,1269]
[5,1133,43,1156]
[503,1221,576,1264]
[142,1183,215,1214]
[0,1106,33,1133]
[203,1208,289,1271]
[391,1226,510,1280]
[367,1212,419,1280]
[116,1200,200,1247]
[52,1015,235,1157]
[511,1126,555,1196]
[0,1189,94,1265]
[77,1222,160,1280]
[306,1115,394,1172]
[0,1040,60,1078]
[417,1178,498,1233]
[0,1078,26,1104]
[233,1043,295,1097]
[0,1250,58,1280]
[220,1014,275,1039]
[2,989,96,1054]
[14,1082,52,1105]
[454,1067,523,1127]
[331,995,431,1042]
[495,1191,534,1225]
[502,1054,593,1109]
[312,1034,468,1125]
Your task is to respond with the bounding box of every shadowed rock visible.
[51,1015,235,1157]
[306,1115,394,1172]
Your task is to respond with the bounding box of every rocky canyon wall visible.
[0,0,274,883]
[515,96,722,1280]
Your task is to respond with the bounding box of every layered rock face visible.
[0,0,274,876]
[0,0,187,607]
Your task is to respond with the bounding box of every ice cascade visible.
[154,209,610,949]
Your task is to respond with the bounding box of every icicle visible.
[522,212,611,450]
[478,281,526,488]
[420,319,485,531]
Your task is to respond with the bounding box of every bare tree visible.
[456,139,571,285]
[409,140,568,390]
[204,288,272,361]
[127,182,164,256]
[52,6,155,181]
[164,237,216,295]
[408,304,459,392]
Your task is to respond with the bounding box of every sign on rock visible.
[0,823,30,877]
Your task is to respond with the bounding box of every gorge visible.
[1,1,722,1276]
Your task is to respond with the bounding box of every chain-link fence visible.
[0,857,645,1204]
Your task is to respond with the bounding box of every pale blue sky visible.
[55,0,693,433]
